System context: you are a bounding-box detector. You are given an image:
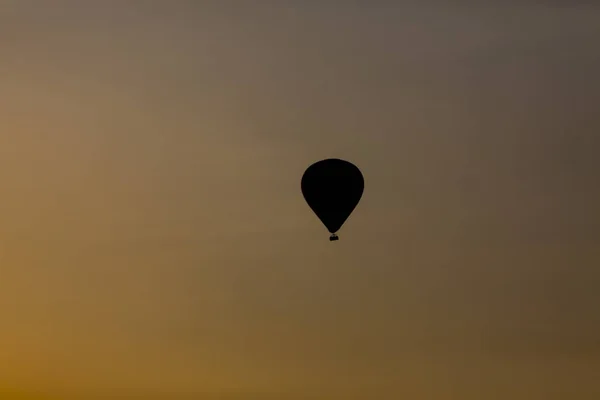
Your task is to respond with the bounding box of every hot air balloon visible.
[301,158,364,241]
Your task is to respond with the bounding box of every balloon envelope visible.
[301,158,364,239]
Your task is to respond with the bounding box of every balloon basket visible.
[329,234,339,241]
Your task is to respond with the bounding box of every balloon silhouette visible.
[301,158,364,241]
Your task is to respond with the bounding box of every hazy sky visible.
[1,1,599,399]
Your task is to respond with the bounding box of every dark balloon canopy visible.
[301,158,364,241]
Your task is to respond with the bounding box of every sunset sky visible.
[1,1,599,399]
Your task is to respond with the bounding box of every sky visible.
[1,1,599,399]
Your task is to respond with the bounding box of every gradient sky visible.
[1,1,599,399]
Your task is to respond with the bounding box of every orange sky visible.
[1,2,599,399]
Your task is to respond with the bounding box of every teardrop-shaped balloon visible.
[301,158,364,241]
